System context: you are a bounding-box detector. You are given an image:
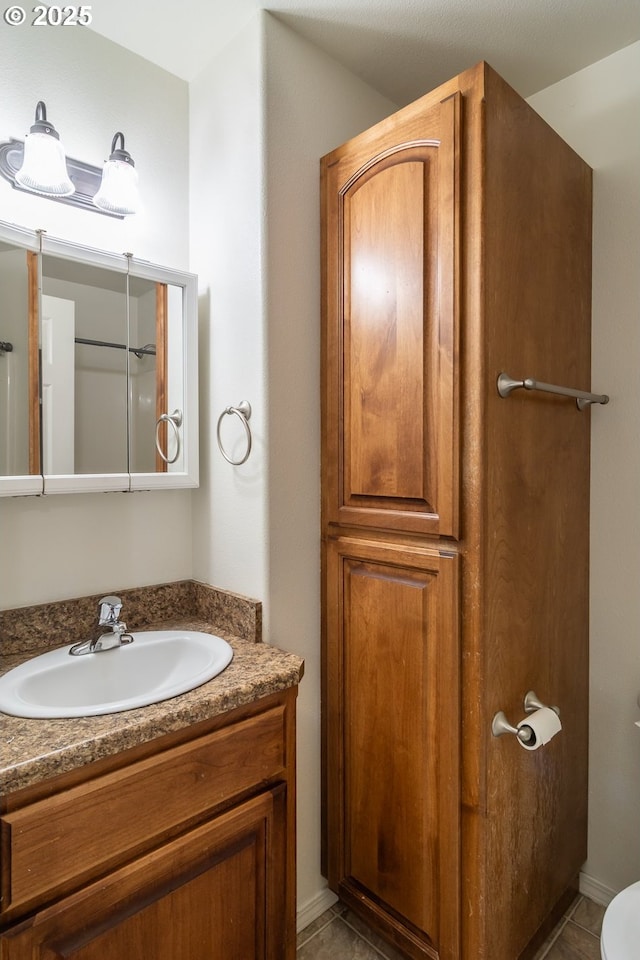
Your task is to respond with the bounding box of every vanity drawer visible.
[1,704,287,914]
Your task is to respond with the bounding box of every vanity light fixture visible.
[93,132,140,216]
[14,101,74,197]
[0,104,140,218]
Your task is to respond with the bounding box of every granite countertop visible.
[0,617,304,795]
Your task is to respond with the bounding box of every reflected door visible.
[41,295,75,474]
[41,253,129,486]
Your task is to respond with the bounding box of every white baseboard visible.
[296,886,339,933]
[580,871,617,906]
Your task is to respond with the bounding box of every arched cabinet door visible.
[322,93,460,539]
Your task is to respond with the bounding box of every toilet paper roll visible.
[516,706,562,751]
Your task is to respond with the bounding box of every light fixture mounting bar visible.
[0,139,124,219]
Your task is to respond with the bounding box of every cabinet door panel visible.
[3,706,286,915]
[0,789,285,960]
[322,94,460,537]
[324,536,460,958]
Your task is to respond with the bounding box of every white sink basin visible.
[0,631,233,719]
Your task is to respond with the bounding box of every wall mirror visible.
[0,222,198,496]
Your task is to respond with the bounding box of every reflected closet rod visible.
[497,372,609,410]
[75,336,156,358]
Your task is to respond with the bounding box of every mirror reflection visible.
[0,221,197,496]
[41,255,128,476]
[0,241,37,477]
[127,277,184,476]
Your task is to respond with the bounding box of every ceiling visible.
[86,0,639,105]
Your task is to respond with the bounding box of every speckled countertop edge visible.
[0,618,304,795]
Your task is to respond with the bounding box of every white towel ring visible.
[217,400,252,465]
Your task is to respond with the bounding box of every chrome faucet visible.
[69,595,134,656]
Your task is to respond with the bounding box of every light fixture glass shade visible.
[15,102,74,197]
[93,132,140,216]
[93,159,139,215]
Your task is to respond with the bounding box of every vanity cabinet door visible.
[0,788,287,960]
[2,704,287,917]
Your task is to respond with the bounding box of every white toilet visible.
[600,879,640,959]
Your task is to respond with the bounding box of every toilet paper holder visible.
[492,691,560,744]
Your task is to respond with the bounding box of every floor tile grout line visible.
[338,915,395,959]
[564,894,604,942]
[535,916,571,959]
[565,918,602,941]
[566,894,584,919]
[297,896,603,958]
[296,911,387,958]
[534,894,594,959]
[296,913,339,950]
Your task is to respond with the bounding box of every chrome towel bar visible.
[497,372,609,410]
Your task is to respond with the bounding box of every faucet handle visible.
[98,595,123,625]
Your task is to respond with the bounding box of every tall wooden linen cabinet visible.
[321,63,593,960]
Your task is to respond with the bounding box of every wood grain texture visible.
[3,707,286,914]
[322,60,592,960]
[324,536,459,959]
[1,689,298,960]
[0,789,285,960]
[322,94,461,539]
[346,161,426,502]
[478,64,592,960]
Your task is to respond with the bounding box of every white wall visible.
[0,25,188,264]
[189,12,397,919]
[529,41,640,900]
[0,25,192,609]
[189,17,268,605]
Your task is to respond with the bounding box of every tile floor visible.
[297,895,605,959]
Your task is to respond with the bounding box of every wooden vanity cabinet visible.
[322,62,592,959]
[0,688,297,960]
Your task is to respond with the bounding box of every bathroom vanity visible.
[0,223,199,496]
[0,582,303,960]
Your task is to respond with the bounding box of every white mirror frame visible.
[0,223,198,496]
